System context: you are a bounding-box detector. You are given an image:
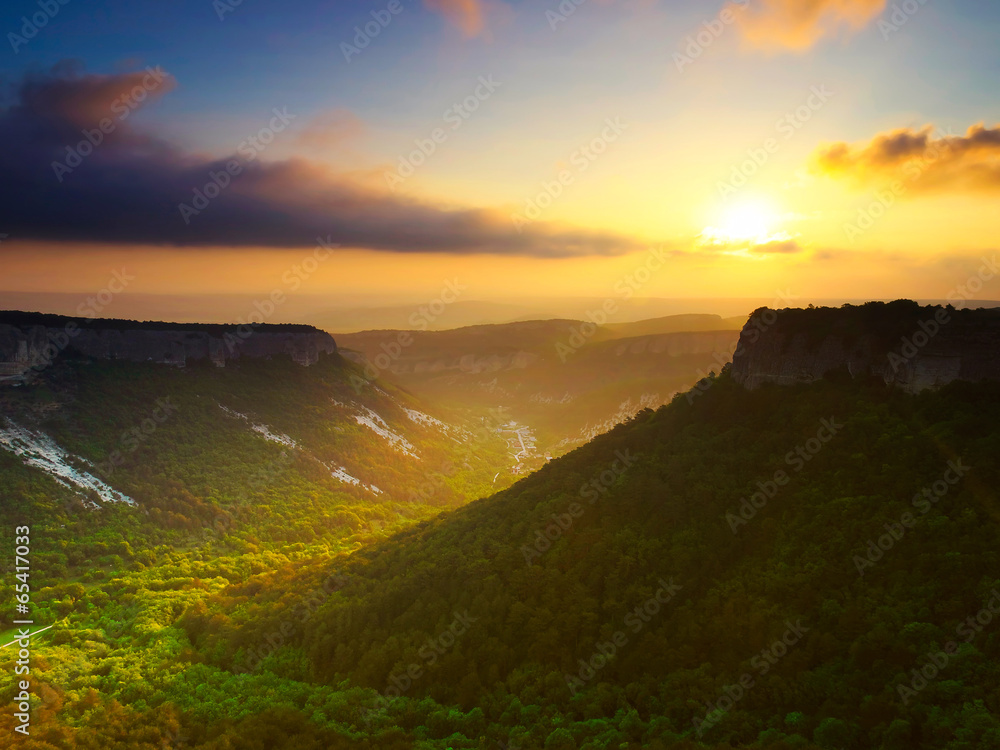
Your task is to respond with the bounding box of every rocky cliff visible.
[0,311,337,383]
[730,301,1000,393]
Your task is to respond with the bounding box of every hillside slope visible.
[0,348,515,576]
[186,373,1000,749]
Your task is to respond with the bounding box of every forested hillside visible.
[188,373,1000,749]
[0,350,515,547]
[0,350,518,747]
[2,354,999,748]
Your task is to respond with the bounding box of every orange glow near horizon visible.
[2,239,997,315]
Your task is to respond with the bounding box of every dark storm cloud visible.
[0,64,642,258]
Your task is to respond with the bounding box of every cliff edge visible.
[729,300,1000,393]
[0,311,337,383]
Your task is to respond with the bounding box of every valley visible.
[0,303,998,749]
[337,316,742,457]
[3,5,998,745]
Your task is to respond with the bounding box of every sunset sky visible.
[1,0,999,323]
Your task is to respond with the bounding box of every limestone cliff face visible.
[0,312,337,383]
[729,302,1000,394]
[608,330,739,358]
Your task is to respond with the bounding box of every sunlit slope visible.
[0,352,514,571]
[197,374,1000,748]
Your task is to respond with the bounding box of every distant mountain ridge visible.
[0,311,337,381]
[731,301,1000,393]
[337,318,741,453]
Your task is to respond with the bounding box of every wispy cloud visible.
[731,0,888,51]
[695,232,804,257]
[293,109,365,152]
[749,239,804,255]
[424,0,486,37]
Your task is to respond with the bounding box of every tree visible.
[813,717,858,749]
[544,727,577,750]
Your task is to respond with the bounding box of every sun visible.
[719,201,774,241]
[700,197,788,247]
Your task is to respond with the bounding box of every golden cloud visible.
[731,0,888,51]
[812,123,1000,192]
[695,232,804,257]
[424,0,485,37]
